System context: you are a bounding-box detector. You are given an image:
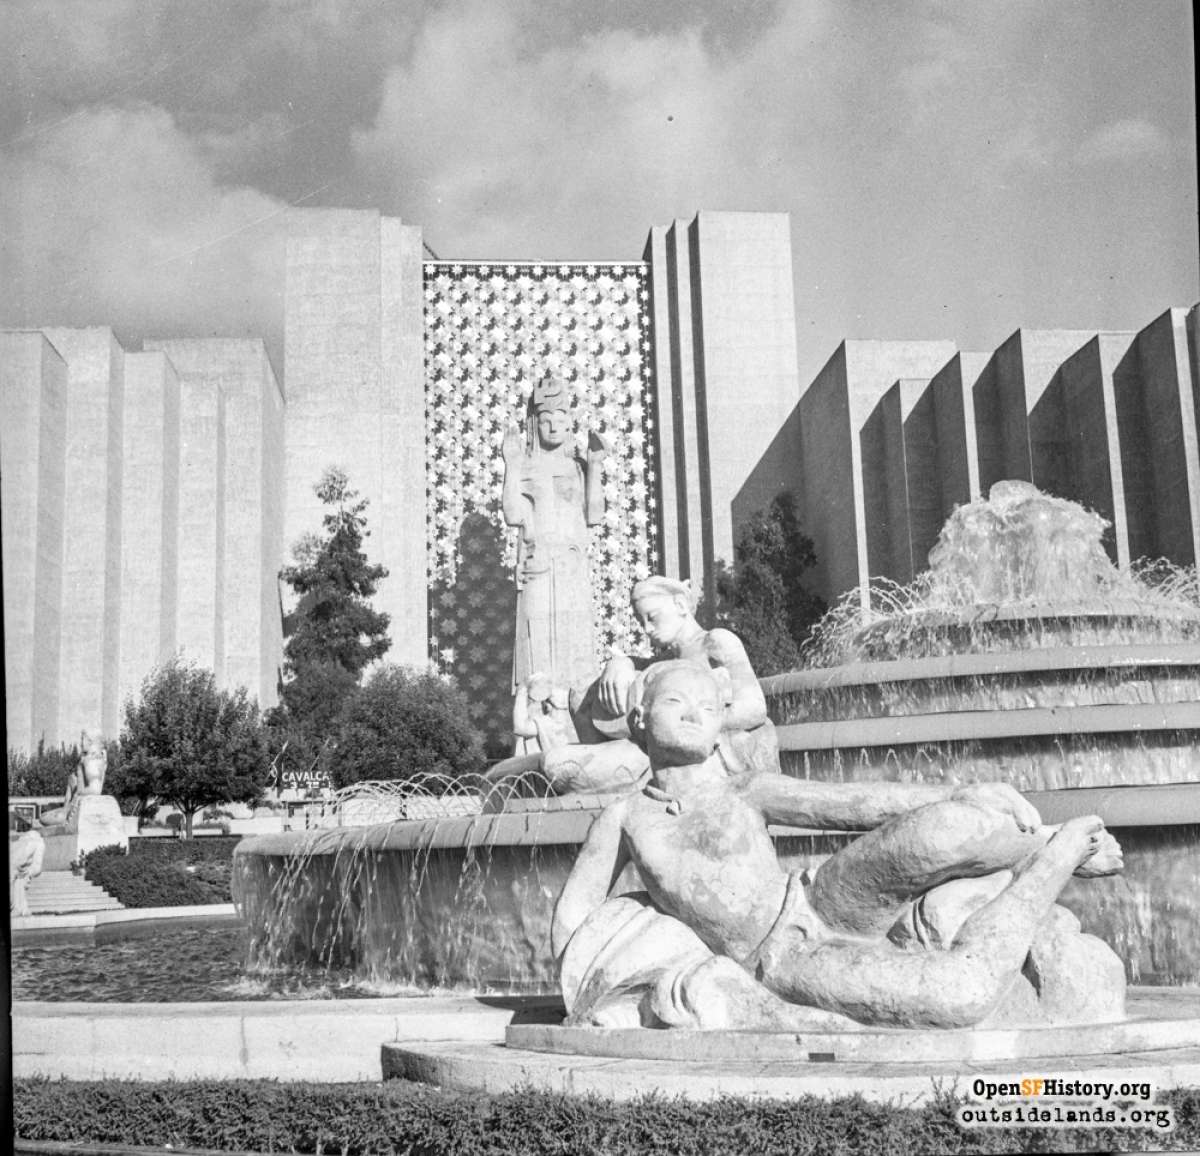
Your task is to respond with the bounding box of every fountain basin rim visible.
[777,700,1200,751]
[764,642,1200,695]
[232,810,860,861]
[1026,782,1200,827]
[505,988,1200,1065]
[234,808,598,858]
[230,784,1200,875]
[11,904,237,948]
[853,600,1200,630]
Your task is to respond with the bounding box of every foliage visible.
[709,492,825,676]
[7,739,81,797]
[271,467,391,783]
[119,658,270,838]
[83,840,238,907]
[8,742,67,797]
[329,664,486,790]
[13,1078,1197,1154]
[7,738,145,816]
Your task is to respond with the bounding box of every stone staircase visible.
[24,871,123,914]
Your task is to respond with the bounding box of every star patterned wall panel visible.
[424,261,660,751]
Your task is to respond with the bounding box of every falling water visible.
[237,482,1200,988]
[758,481,1200,982]
[233,771,578,991]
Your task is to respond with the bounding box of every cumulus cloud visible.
[0,104,288,362]
[351,0,843,257]
[0,0,1193,387]
[1076,117,1173,164]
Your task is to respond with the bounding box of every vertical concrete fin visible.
[644,227,679,575]
[686,216,716,608]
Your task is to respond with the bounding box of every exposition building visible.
[3,208,1198,752]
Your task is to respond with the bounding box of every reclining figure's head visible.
[632,660,726,767]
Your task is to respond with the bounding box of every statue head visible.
[530,376,571,450]
[80,730,105,757]
[631,660,728,767]
[631,576,699,650]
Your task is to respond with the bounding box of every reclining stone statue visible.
[551,660,1126,1031]
[487,575,779,799]
[40,730,108,829]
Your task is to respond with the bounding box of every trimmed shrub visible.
[84,838,240,906]
[12,1079,1197,1155]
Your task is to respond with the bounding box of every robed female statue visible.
[501,376,607,695]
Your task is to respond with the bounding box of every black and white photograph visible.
[5,2,1199,1153]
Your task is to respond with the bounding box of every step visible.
[24,871,123,914]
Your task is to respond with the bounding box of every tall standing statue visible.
[502,376,607,696]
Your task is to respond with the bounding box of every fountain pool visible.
[234,482,1200,994]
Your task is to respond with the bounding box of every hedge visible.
[12,1078,1199,1155]
[84,838,240,907]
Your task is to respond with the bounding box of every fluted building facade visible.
[3,207,1197,750]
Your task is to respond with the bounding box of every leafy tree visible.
[7,740,79,798]
[120,659,270,838]
[271,468,391,780]
[708,492,826,676]
[329,665,486,790]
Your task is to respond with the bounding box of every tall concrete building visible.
[4,206,1197,750]
[740,306,1200,605]
[2,330,283,752]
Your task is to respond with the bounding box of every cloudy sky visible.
[2,0,1196,386]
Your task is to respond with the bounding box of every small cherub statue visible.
[513,673,579,757]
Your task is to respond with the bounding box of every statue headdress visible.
[530,375,570,415]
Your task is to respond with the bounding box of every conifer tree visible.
[709,493,825,676]
[272,468,391,784]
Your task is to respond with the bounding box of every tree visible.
[708,493,826,676]
[329,665,486,790]
[271,468,391,780]
[120,659,270,837]
[7,740,79,798]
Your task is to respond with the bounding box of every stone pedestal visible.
[41,795,128,868]
[74,794,129,857]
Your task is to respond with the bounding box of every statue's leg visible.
[766,816,1108,1028]
[809,799,1048,937]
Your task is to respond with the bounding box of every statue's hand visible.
[502,426,525,463]
[598,654,637,715]
[587,429,610,456]
[951,782,1041,833]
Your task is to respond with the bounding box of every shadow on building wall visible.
[428,511,517,758]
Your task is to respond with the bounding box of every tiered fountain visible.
[233,481,1200,990]
[763,480,1200,984]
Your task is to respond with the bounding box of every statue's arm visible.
[551,803,629,958]
[705,629,768,732]
[747,776,1042,833]
[501,428,531,529]
[747,775,954,831]
[583,432,607,527]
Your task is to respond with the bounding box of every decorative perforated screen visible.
[424,261,659,749]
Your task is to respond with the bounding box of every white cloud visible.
[350,0,840,257]
[0,103,288,362]
[1076,117,1173,164]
